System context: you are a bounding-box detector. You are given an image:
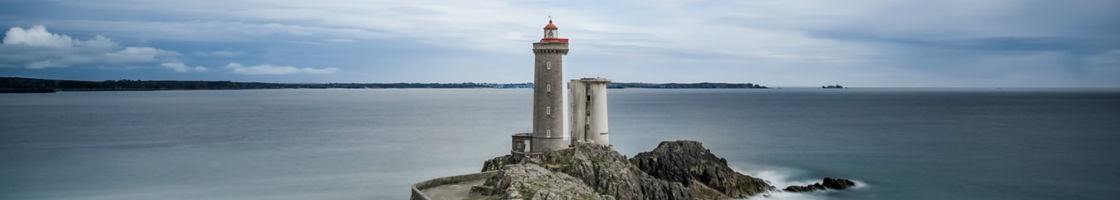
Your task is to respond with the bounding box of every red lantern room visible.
[540,20,568,43]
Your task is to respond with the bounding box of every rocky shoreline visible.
[468,140,856,199]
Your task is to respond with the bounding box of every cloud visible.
[4,0,1116,86]
[1083,50,1120,68]
[0,25,178,69]
[325,38,356,43]
[160,62,208,72]
[226,62,338,75]
[195,50,240,57]
[45,20,391,43]
[27,60,57,69]
[83,35,118,49]
[1,25,331,74]
[106,47,178,63]
[2,25,76,48]
[1079,49,1120,84]
[3,25,120,49]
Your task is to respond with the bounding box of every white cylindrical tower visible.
[588,80,609,146]
[569,80,587,145]
[569,78,610,146]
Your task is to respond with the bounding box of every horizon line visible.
[4,76,1119,89]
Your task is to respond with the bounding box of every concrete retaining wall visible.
[410,171,499,200]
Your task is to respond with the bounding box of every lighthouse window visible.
[546,61,552,70]
[546,129,552,137]
[547,84,552,92]
[546,106,551,115]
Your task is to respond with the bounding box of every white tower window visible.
[546,106,551,115]
[547,84,552,92]
[546,129,552,137]
[546,61,552,70]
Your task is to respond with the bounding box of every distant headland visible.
[0,77,767,92]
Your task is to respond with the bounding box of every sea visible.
[2,88,1118,200]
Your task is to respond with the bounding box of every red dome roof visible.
[544,20,558,29]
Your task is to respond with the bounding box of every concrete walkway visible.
[420,179,489,200]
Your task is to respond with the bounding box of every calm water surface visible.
[2,88,1118,199]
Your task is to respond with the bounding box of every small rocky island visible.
[412,21,855,200]
[822,84,845,89]
[412,140,856,199]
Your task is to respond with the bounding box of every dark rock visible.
[629,140,774,198]
[481,154,516,172]
[822,177,856,189]
[783,177,856,192]
[544,144,694,200]
[783,183,825,192]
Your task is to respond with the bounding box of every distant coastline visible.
[0,77,768,92]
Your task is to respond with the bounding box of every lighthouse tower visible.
[530,20,570,152]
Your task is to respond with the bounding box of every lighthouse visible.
[509,19,610,154]
[530,20,570,152]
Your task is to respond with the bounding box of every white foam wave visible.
[850,180,870,190]
[747,169,819,189]
[754,191,825,200]
[729,162,868,200]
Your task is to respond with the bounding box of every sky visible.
[0,0,1118,87]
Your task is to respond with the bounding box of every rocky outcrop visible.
[782,183,826,192]
[782,177,856,192]
[547,144,694,200]
[481,154,515,172]
[480,144,694,200]
[475,164,614,199]
[822,177,856,189]
[630,141,774,198]
[469,140,856,199]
